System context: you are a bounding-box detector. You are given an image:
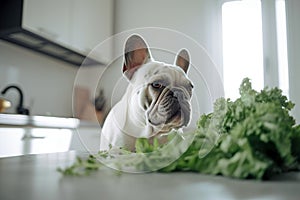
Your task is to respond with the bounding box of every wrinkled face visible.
[132,62,193,135]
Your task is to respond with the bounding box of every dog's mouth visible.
[148,110,181,126]
[147,87,191,133]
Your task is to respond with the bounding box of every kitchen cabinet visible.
[0,0,111,66]
[0,127,73,157]
[0,124,101,158]
[23,0,113,59]
[70,0,113,58]
[0,113,101,157]
[23,0,72,48]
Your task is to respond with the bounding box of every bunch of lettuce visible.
[151,78,300,179]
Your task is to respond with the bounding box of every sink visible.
[0,114,80,129]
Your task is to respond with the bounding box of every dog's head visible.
[122,35,193,136]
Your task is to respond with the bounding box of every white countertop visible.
[0,151,300,200]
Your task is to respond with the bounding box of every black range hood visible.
[0,0,105,66]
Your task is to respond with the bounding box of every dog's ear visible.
[123,34,152,80]
[175,49,190,73]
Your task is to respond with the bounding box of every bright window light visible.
[276,0,289,97]
[222,0,264,100]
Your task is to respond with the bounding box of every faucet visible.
[1,85,30,115]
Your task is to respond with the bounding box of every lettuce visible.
[157,78,300,179]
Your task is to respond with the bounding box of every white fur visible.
[100,61,192,151]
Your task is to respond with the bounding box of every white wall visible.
[0,41,77,117]
[286,0,300,123]
[114,0,223,71]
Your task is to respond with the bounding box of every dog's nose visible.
[172,88,186,102]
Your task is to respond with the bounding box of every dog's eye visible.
[151,82,163,89]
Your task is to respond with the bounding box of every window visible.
[276,0,289,97]
[222,0,289,99]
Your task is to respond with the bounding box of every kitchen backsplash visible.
[0,40,78,117]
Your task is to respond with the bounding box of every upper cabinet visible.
[23,0,113,57]
[0,0,113,66]
[22,0,72,48]
[70,0,113,57]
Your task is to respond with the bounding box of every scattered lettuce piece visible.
[57,155,101,176]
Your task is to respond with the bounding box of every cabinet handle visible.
[22,135,45,140]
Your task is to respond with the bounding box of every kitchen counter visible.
[0,151,300,200]
[0,114,80,128]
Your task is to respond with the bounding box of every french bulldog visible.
[100,34,193,151]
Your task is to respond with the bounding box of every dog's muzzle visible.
[147,87,191,128]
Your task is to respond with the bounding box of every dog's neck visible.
[121,84,154,138]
